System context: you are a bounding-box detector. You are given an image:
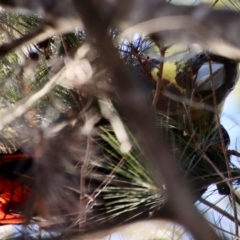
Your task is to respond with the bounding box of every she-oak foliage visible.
[0,7,239,240]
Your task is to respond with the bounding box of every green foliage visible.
[0,6,239,240]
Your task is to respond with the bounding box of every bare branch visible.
[71,0,223,239]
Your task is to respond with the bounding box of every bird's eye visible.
[151,59,160,65]
[197,53,205,59]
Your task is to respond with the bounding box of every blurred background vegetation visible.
[0,0,240,240]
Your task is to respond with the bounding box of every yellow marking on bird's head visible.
[150,61,183,92]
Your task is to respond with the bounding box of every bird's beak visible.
[195,63,225,91]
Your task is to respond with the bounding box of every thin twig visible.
[151,44,165,111]
[72,1,222,239]
[0,20,50,56]
[207,55,239,236]
[0,62,65,130]
[200,198,240,226]
[79,135,92,229]
[89,157,125,205]
[60,35,70,57]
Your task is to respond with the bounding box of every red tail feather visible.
[0,153,32,224]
